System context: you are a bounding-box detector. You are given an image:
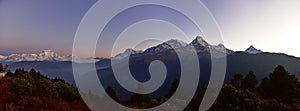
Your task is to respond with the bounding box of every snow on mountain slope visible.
[38,50,58,58]
[0,55,5,59]
[189,36,234,56]
[113,36,235,60]
[164,39,188,49]
[210,44,234,55]
[1,37,264,63]
[191,36,209,47]
[113,48,143,60]
[144,39,188,53]
[0,50,101,63]
[245,45,263,54]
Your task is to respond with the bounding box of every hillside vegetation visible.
[0,68,89,111]
[1,65,300,110]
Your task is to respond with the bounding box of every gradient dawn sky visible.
[1,0,300,57]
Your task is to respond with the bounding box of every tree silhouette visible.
[210,84,263,111]
[242,71,258,90]
[129,84,152,108]
[168,79,179,97]
[259,65,300,103]
[105,86,119,102]
[230,73,243,88]
[0,63,3,72]
[0,68,90,111]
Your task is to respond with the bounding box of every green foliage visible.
[183,85,207,111]
[186,65,300,110]
[230,72,258,91]
[0,68,89,111]
[242,71,258,90]
[259,65,300,103]
[0,63,3,72]
[209,84,263,111]
[230,73,243,88]
[1,65,300,110]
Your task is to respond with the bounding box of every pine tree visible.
[230,73,243,88]
[242,71,258,90]
[259,65,300,103]
[0,63,3,72]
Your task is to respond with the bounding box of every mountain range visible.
[2,36,299,95]
[3,36,300,100]
[0,49,102,63]
[0,36,265,64]
[0,36,262,63]
[90,36,300,100]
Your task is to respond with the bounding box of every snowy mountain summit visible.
[191,36,209,47]
[245,45,263,54]
[38,50,58,58]
[114,36,235,60]
[113,48,143,60]
[144,39,188,53]
[0,50,101,63]
[1,37,266,63]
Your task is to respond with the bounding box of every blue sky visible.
[0,0,96,55]
[1,0,300,57]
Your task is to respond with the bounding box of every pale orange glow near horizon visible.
[1,0,300,58]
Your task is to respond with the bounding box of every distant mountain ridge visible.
[4,36,300,89]
[0,49,102,63]
[91,36,300,100]
[245,45,263,54]
[0,36,265,63]
[114,36,235,61]
[0,36,242,63]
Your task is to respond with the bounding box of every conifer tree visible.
[242,71,258,90]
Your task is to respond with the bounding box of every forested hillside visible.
[0,68,89,111]
[1,65,300,110]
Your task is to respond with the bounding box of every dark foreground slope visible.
[0,69,90,111]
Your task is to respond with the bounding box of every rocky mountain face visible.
[245,45,263,54]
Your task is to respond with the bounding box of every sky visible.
[1,0,300,57]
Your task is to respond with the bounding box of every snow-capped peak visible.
[164,39,188,49]
[245,45,263,54]
[0,50,101,63]
[123,48,137,54]
[210,44,234,55]
[114,36,235,60]
[144,39,188,53]
[124,48,143,54]
[113,48,143,60]
[39,49,58,57]
[191,36,209,47]
[0,55,5,59]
